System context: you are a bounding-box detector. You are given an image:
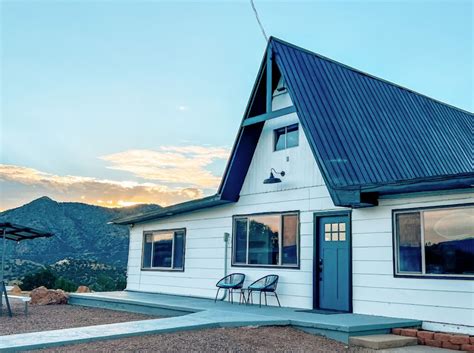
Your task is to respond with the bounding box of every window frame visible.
[141,228,186,272]
[274,123,299,151]
[231,211,300,269]
[392,203,474,280]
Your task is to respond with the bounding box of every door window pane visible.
[152,232,173,268]
[234,218,248,264]
[396,213,422,273]
[282,214,298,265]
[248,215,280,265]
[424,208,474,275]
[173,231,185,269]
[339,232,346,241]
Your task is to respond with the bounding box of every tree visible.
[54,277,77,292]
[21,268,57,290]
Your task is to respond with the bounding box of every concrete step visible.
[349,334,418,350]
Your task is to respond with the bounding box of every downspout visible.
[219,232,230,301]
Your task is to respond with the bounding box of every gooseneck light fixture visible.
[263,168,286,184]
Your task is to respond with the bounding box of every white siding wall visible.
[352,192,474,328]
[127,90,342,308]
[126,88,474,330]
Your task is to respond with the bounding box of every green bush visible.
[21,268,57,291]
[54,277,77,292]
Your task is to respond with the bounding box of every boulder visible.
[10,285,22,295]
[76,285,91,293]
[30,286,69,305]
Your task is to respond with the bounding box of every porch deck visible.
[0,290,421,351]
[69,290,420,343]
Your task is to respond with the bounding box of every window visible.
[324,222,346,242]
[274,124,299,151]
[394,205,473,278]
[142,229,185,271]
[232,212,299,267]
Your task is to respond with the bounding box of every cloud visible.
[0,164,203,210]
[100,146,230,188]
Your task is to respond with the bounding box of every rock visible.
[76,285,91,293]
[10,285,22,295]
[30,286,69,305]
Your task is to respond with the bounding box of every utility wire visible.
[250,0,268,42]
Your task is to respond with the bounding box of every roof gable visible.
[219,37,473,207]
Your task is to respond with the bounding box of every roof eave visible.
[112,194,233,225]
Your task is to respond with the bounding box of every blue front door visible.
[316,215,351,312]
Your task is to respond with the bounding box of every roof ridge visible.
[269,36,473,116]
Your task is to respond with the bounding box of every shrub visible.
[54,277,77,292]
[21,268,57,290]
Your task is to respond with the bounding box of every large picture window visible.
[142,229,185,271]
[232,212,299,268]
[394,205,473,278]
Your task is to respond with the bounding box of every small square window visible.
[332,232,339,241]
[274,124,299,151]
[325,232,331,241]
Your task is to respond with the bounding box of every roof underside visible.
[0,222,54,241]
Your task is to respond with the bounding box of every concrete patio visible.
[0,291,422,352]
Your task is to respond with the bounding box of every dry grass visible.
[0,301,158,336]
[32,326,376,353]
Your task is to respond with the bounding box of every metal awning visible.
[0,222,53,317]
[1,222,53,282]
[0,222,54,241]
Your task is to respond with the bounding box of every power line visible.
[250,0,268,42]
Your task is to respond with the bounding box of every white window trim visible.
[274,123,299,151]
[142,229,185,271]
[232,212,300,268]
[394,205,473,279]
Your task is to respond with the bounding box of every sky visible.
[0,0,472,211]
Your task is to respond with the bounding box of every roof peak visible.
[269,37,472,116]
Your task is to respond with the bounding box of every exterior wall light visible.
[263,168,286,184]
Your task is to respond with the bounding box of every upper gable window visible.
[274,124,299,151]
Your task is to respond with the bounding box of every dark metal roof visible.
[113,195,232,225]
[0,222,54,241]
[272,38,473,189]
[220,37,474,207]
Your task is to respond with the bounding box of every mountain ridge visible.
[0,197,162,284]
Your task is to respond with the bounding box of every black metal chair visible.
[247,275,281,307]
[214,273,246,304]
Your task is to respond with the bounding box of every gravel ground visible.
[0,301,158,335]
[31,326,376,353]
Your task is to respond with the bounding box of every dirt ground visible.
[0,301,158,335]
[31,326,376,353]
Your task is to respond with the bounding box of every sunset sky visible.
[1,0,472,211]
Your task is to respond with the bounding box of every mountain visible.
[0,196,161,285]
